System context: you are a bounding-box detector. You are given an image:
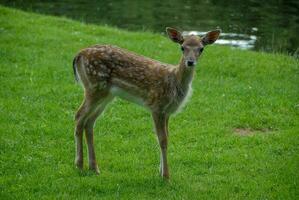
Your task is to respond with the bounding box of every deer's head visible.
[166,27,220,67]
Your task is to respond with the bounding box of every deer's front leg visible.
[152,112,169,179]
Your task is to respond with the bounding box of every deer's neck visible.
[175,57,195,92]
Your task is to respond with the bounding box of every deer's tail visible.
[72,55,80,82]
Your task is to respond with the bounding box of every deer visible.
[72,27,220,179]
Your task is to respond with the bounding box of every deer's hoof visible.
[160,169,170,179]
[162,173,170,180]
[75,159,83,170]
[89,165,100,175]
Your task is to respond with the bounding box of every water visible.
[1,0,298,54]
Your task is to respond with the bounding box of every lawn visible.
[0,6,298,199]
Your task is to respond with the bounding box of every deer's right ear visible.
[166,27,184,44]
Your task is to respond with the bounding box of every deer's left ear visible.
[166,27,184,44]
[201,29,221,46]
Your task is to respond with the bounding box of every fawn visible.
[73,27,220,178]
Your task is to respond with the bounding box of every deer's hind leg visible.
[74,89,113,173]
[84,93,113,174]
[74,99,87,170]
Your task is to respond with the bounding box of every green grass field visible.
[0,6,298,199]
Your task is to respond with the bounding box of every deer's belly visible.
[110,77,148,107]
[110,86,146,107]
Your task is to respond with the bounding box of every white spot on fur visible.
[107,48,112,54]
[100,64,106,69]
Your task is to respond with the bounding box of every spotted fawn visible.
[73,27,220,178]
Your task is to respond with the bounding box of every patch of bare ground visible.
[234,128,273,136]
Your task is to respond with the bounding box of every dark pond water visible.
[1,0,299,55]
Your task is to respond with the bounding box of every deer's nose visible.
[187,61,195,66]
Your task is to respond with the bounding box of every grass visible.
[0,5,298,199]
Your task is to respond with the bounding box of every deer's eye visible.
[181,46,185,52]
[199,48,204,53]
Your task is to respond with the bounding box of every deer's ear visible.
[201,29,221,46]
[166,27,184,44]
